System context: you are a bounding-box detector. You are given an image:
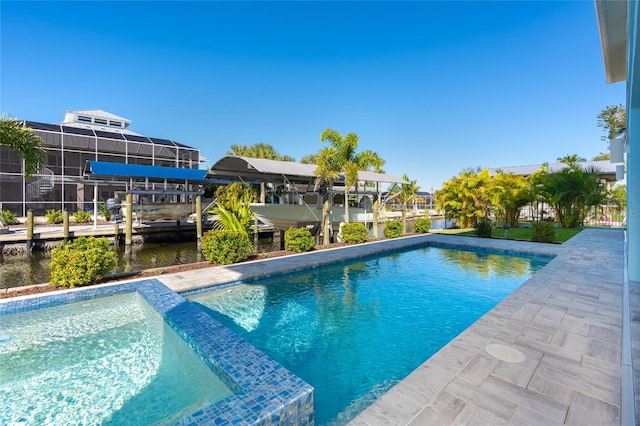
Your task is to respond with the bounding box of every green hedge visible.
[413,217,431,233]
[473,219,493,238]
[73,210,92,223]
[201,229,253,265]
[341,222,368,244]
[384,220,402,238]
[285,227,315,253]
[45,209,64,224]
[49,237,116,287]
[531,221,556,243]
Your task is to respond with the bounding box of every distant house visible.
[0,110,202,216]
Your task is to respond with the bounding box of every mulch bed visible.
[0,242,352,300]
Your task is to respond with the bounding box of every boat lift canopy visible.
[207,156,408,185]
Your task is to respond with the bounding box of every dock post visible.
[113,222,120,247]
[196,195,203,251]
[63,210,70,243]
[373,199,379,239]
[26,209,33,255]
[125,193,133,254]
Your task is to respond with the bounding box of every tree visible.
[227,143,294,161]
[597,104,626,142]
[388,174,420,234]
[488,172,533,228]
[300,154,318,164]
[0,114,46,178]
[610,184,626,211]
[534,162,607,228]
[592,152,611,161]
[557,154,586,164]
[435,168,492,228]
[314,129,384,245]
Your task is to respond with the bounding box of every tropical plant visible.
[0,114,46,179]
[314,128,384,245]
[73,210,92,223]
[284,227,315,253]
[227,143,294,161]
[487,171,533,228]
[597,104,626,142]
[200,230,253,265]
[557,154,586,164]
[383,220,402,238]
[49,237,116,287]
[45,209,64,224]
[435,168,492,228]
[610,184,627,211]
[413,217,431,233]
[592,152,611,161]
[341,222,368,244]
[388,174,420,234]
[0,210,17,225]
[531,221,556,243]
[212,198,254,237]
[534,162,607,228]
[99,201,112,221]
[473,219,493,238]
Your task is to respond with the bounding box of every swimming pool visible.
[0,279,314,425]
[189,244,551,425]
[0,292,232,424]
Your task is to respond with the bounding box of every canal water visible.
[0,218,448,290]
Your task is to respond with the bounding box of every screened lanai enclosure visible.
[0,110,202,216]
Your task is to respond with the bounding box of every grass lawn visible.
[430,226,582,243]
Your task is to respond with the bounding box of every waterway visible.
[0,218,448,290]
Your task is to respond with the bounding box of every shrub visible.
[99,202,112,221]
[285,227,315,253]
[0,210,17,225]
[45,209,64,224]
[341,222,368,244]
[414,217,431,233]
[383,220,402,238]
[49,237,116,287]
[531,221,556,243]
[201,229,253,265]
[473,219,493,238]
[73,210,92,223]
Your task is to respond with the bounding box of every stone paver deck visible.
[156,228,630,425]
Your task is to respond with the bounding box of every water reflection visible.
[0,237,279,289]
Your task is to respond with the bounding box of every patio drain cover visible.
[485,344,525,363]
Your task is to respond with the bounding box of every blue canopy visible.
[86,161,208,182]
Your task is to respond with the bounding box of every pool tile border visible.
[0,279,314,425]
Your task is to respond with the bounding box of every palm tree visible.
[488,172,533,228]
[227,143,295,161]
[435,168,491,228]
[0,114,46,179]
[388,174,420,234]
[557,154,586,164]
[315,129,384,245]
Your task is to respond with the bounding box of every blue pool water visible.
[189,245,550,425]
[0,292,232,425]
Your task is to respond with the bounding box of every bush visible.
[201,229,253,265]
[414,217,431,234]
[99,202,112,221]
[49,237,116,287]
[45,209,64,224]
[341,223,368,244]
[284,227,315,253]
[473,219,493,238]
[531,221,556,243]
[383,220,402,238]
[0,210,17,225]
[73,210,92,223]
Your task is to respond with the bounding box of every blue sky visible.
[1,1,625,191]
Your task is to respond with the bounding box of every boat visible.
[206,156,407,235]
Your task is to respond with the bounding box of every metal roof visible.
[85,161,208,182]
[488,160,619,180]
[208,156,408,184]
